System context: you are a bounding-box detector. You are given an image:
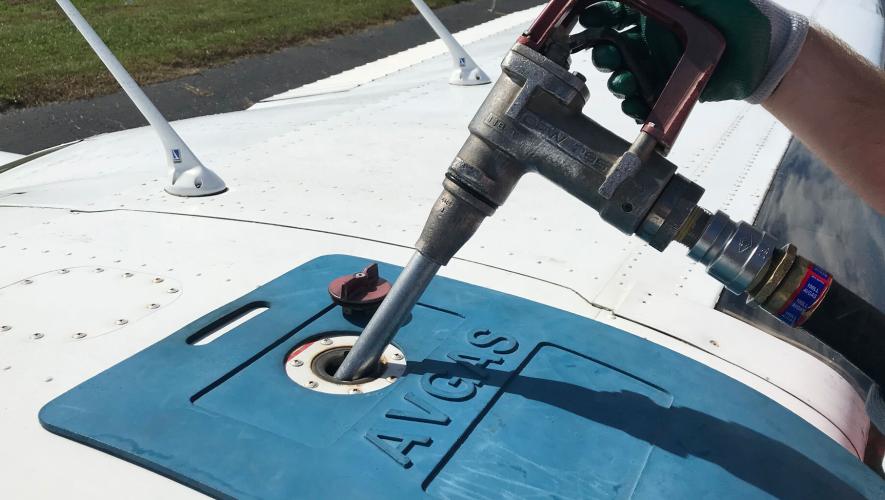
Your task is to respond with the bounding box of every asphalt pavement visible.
[0,0,542,154]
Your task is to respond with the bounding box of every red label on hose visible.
[776,265,833,327]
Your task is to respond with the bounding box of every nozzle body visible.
[416,43,698,267]
[337,41,703,379]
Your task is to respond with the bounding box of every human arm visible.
[763,25,885,214]
[581,1,885,214]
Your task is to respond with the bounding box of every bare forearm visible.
[763,26,885,214]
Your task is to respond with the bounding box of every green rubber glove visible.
[579,0,809,121]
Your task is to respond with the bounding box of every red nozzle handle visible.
[519,0,726,151]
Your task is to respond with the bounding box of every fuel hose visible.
[800,279,885,387]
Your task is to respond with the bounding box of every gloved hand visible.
[579,0,809,120]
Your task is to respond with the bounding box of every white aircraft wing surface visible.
[0,1,882,497]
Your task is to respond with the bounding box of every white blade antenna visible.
[55,0,226,197]
[410,0,491,86]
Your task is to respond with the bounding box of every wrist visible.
[763,25,819,110]
[745,6,809,104]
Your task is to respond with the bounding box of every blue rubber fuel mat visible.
[40,255,885,499]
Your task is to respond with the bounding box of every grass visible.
[0,0,461,109]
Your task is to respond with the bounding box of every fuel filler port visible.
[285,334,406,395]
[285,263,404,394]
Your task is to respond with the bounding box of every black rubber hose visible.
[802,280,885,387]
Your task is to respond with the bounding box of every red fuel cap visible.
[328,263,391,313]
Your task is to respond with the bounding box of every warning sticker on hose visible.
[777,265,833,327]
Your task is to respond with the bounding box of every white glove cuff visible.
[746,3,810,104]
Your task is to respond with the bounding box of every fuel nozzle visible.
[335,0,885,437]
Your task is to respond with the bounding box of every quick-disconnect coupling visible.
[687,210,779,295]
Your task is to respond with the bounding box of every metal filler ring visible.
[285,334,406,395]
